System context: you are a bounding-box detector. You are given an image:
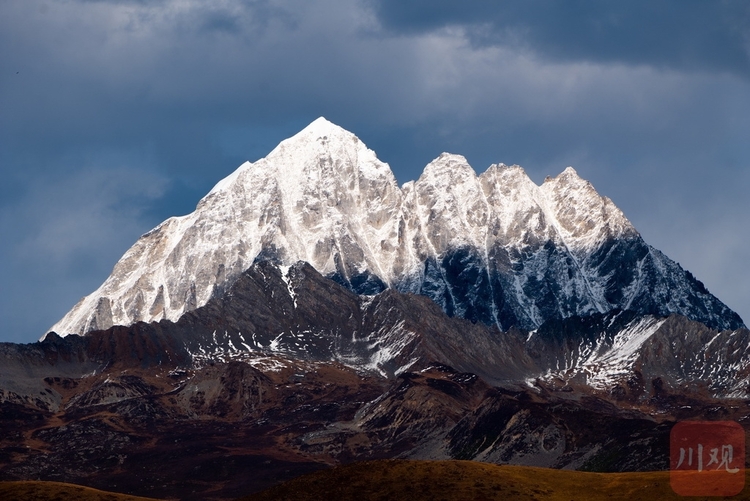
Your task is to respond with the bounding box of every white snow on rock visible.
[580,316,667,389]
[46,118,708,337]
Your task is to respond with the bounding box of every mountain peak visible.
[207,118,356,199]
[420,153,475,182]
[266,117,362,167]
[542,165,584,186]
[297,116,354,140]
[483,163,530,180]
[309,115,334,126]
[49,122,744,337]
[562,166,579,176]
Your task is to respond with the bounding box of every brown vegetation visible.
[242,459,750,501]
[5,460,750,500]
[0,480,161,501]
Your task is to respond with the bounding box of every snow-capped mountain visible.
[7,117,748,499]
[50,117,744,337]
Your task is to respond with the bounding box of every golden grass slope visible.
[0,481,162,501]
[4,461,750,501]
[241,459,750,501]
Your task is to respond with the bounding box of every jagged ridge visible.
[31,261,750,399]
[50,117,744,336]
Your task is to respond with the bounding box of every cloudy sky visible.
[1,0,749,343]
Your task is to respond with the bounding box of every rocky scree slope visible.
[9,261,749,418]
[3,261,750,499]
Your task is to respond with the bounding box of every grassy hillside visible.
[0,481,162,501]
[241,459,750,501]
[4,461,750,501]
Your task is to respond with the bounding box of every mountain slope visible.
[50,117,744,337]
[0,481,161,501]
[12,260,749,411]
[243,459,748,501]
[4,260,750,499]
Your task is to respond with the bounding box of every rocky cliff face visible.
[13,261,750,407]
[4,258,750,499]
[50,118,743,337]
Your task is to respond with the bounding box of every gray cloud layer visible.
[1,0,748,342]
[372,0,750,76]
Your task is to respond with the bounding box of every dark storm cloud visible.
[0,0,748,341]
[79,0,165,3]
[0,0,422,341]
[0,160,167,343]
[370,0,750,77]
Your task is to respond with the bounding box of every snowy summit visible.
[49,118,744,338]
